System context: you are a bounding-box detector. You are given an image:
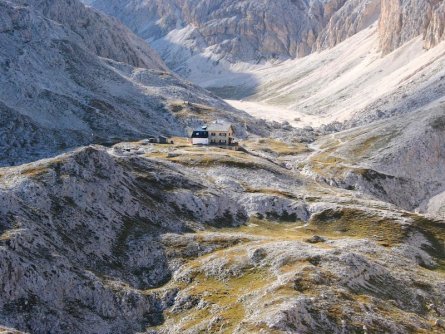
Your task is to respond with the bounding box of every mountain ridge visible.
[89,0,445,69]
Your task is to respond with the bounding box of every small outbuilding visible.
[159,136,169,144]
[191,126,209,145]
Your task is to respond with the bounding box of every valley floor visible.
[197,25,445,129]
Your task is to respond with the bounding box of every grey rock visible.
[305,235,326,244]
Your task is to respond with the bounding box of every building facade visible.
[207,122,234,145]
[191,121,234,146]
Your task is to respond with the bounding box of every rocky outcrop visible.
[424,2,445,49]
[307,106,445,218]
[0,143,444,333]
[315,0,380,50]
[88,0,444,75]
[0,143,308,332]
[379,0,445,54]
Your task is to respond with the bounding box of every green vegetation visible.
[157,242,273,333]
[182,269,269,332]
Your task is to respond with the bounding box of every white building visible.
[207,121,235,145]
[191,121,235,146]
[191,126,209,145]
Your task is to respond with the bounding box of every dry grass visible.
[243,138,311,156]
[156,242,273,333]
[18,165,49,177]
[309,208,407,246]
[348,131,400,161]
[154,210,444,332]
[308,150,349,177]
[168,100,217,122]
[164,149,274,171]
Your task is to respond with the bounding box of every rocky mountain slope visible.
[304,105,445,219]
[379,0,445,54]
[1,0,445,332]
[87,0,445,131]
[0,0,260,167]
[0,140,444,333]
[89,0,444,75]
[16,0,167,70]
[89,0,381,73]
[224,24,445,127]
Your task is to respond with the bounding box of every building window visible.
[211,133,216,136]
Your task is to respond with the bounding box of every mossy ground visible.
[308,208,409,246]
[243,138,311,156]
[168,100,217,123]
[156,147,278,171]
[154,243,273,333]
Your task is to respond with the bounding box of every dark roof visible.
[191,130,209,138]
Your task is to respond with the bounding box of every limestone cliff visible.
[90,0,380,69]
[89,0,444,71]
[379,0,445,54]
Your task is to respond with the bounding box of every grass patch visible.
[168,100,217,122]
[165,150,274,171]
[309,151,348,177]
[180,268,270,332]
[221,217,310,242]
[348,131,399,160]
[243,138,311,156]
[309,208,407,245]
[19,165,49,177]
